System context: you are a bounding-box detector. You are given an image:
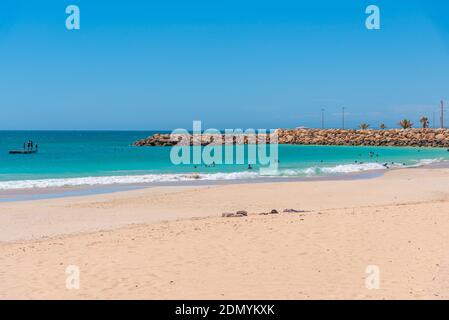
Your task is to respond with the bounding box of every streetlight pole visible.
[433,111,436,129]
[321,108,325,129]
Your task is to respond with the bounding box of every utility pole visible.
[433,111,436,129]
[321,108,325,129]
[441,100,444,129]
[342,107,346,129]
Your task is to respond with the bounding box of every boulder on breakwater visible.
[133,129,449,148]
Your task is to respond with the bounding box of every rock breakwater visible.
[133,129,449,148]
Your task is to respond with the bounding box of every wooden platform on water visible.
[9,150,37,154]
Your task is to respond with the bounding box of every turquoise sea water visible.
[0,131,448,190]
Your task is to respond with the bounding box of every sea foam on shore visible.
[0,159,442,190]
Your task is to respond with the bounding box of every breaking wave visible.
[0,158,443,190]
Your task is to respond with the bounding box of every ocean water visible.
[0,131,448,190]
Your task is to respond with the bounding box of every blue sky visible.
[1,0,449,130]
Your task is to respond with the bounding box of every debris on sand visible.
[283,208,304,213]
[222,210,248,218]
[222,213,236,218]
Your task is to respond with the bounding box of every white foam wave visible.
[410,158,443,167]
[0,158,444,190]
[278,162,389,177]
[0,171,260,190]
[276,158,444,177]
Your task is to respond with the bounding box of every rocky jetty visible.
[133,132,272,147]
[276,128,449,147]
[134,129,449,148]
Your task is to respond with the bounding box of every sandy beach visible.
[1,166,449,299]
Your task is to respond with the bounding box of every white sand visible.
[1,167,449,299]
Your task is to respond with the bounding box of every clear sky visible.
[1,0,449,130]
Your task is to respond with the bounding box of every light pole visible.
[433,111,436,129]
[321,108,325,129]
